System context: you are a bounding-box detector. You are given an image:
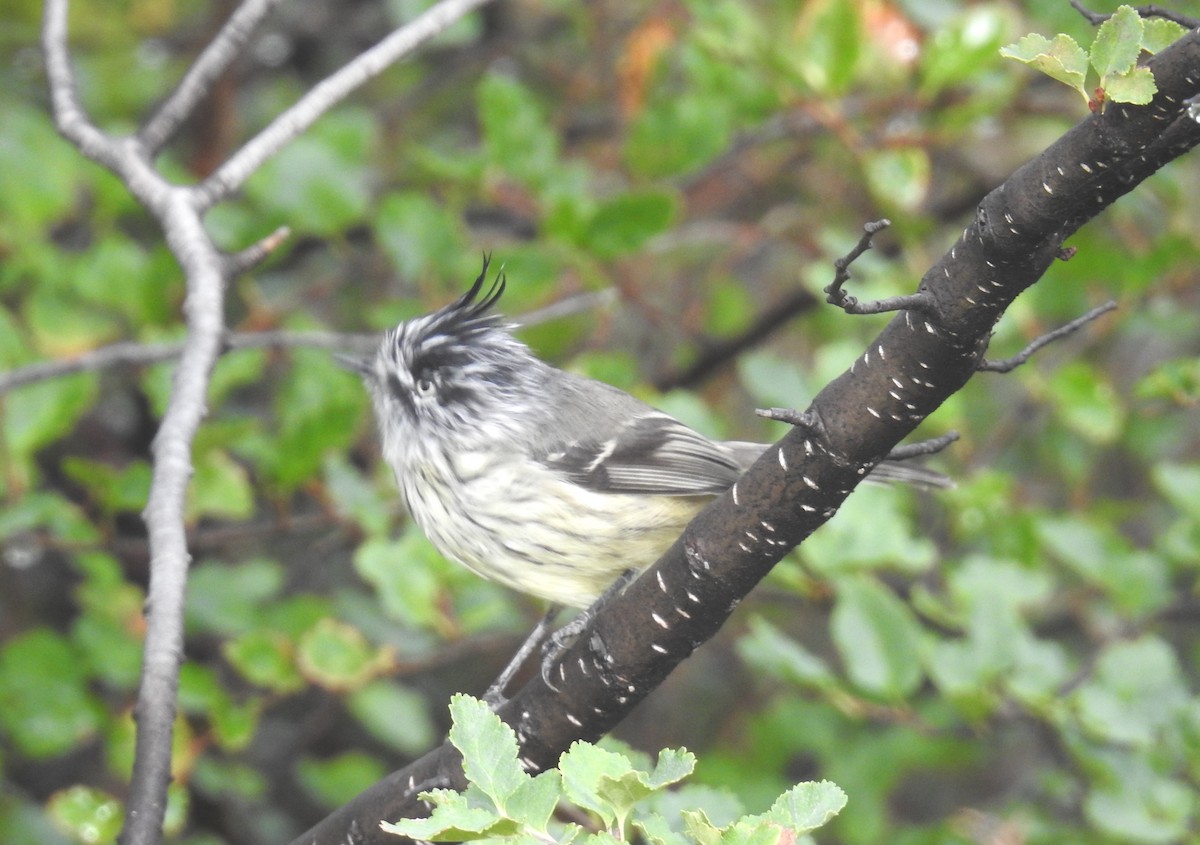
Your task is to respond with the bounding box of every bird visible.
[349,256,948,610]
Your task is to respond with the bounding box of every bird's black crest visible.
[427,253,507,341]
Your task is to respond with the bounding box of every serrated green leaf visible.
[1091,5,1144,78]
[448,694,527,808]
[561,741,694,831]
[1103,66,1156,105]
[1000,33,1089,105]
[1140,18,1187,53]
[831,576,923,697]
[508,769,564,835]
[382,789,513,841]
[763,781,847,833]
[560,741,636,827]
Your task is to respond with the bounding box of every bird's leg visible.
[483,606,559,707]
[540,568,638,690]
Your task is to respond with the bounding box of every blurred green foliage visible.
[1,1,1198,844]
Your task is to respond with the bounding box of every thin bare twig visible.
[194,0,497,210]
[979,301,1118,372]
[222,224,291,275]
[824,219,939,318]
[139,0,286,154]
[1069,0,1200,29]
[0,330,378,395]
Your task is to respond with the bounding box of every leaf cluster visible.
[383,695,846,845]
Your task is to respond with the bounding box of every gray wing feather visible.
[540,413,746,496]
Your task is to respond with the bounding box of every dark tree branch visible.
[979,300,1118,372]
[287,30,1200,845]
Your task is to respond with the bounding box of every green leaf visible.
[353,531,447,629]
[1073,637,1187,747]
[267,345,367,493]
[347,681,437,756]
[1084,762,1194,844]
[863,147,930,212]
[1151,461,1200,519]
[625,92,733,179]
[1036,516,1170,616]
[448,693,526,808]
[763,781,847,834]
[382,788,515,841]
[792,0,860,96]
[245,113,375,235]
[830,576,923,697]
[296,618,392,692]
[561,743,695,831]
[223,629,305,693]
[581,190,677,259]
[1103,65,1156,105]
[375,190,467,281]
[477,74,560,191]
[1140,18,1187,53]
[736,617,834,690]
[1000,33,1089,105]
[1090,5,1144,78]
[296,752,387,810]
[919,6,1010,97]
[2,372,97,459]
[187,447,254,521]
[46,786,123,845]
[0,629,103,758]
[1046,361,1124,444]
[186,558,285,636]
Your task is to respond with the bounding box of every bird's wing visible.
[538,413,748,496]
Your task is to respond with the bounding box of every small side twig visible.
[138,0,286,154]
[1068,0,1200,29]
[222,225,291,276]
[824,219,938,317]
[978,301,1117,373]
[886,431,960,460]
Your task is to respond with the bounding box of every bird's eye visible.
[415,376,436,397]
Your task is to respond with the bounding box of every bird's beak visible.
[333,352,373,380]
